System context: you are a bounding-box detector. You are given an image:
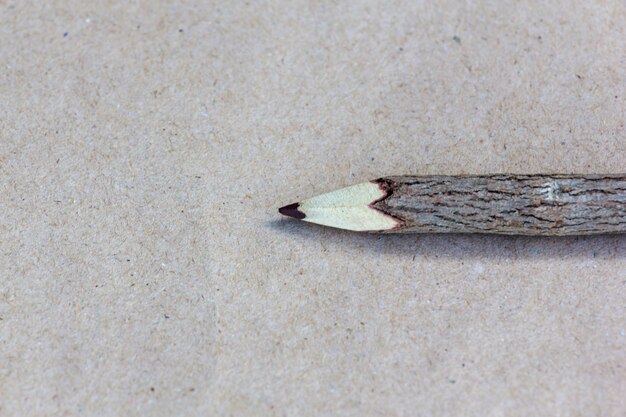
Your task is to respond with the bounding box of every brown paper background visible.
[1,1,625,415]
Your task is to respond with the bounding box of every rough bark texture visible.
[372,174,626,235]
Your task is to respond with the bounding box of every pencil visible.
[278,174,626,235]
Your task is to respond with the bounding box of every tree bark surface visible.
[372,174,626,235]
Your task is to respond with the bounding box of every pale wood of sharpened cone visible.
[283,174,626,235]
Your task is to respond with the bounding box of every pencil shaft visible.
[372,174,626,235]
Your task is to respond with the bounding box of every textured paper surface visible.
[1,1,625,416]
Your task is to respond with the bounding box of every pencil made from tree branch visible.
[278,174,626,235]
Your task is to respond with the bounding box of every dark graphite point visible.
[279,203,306,219]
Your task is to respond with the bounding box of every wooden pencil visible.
[278,174,626,235]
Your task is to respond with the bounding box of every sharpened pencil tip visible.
[279,202,306,220]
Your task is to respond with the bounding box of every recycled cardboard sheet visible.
[1,1,625,415]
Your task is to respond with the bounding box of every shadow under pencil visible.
[267,219,626,261]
